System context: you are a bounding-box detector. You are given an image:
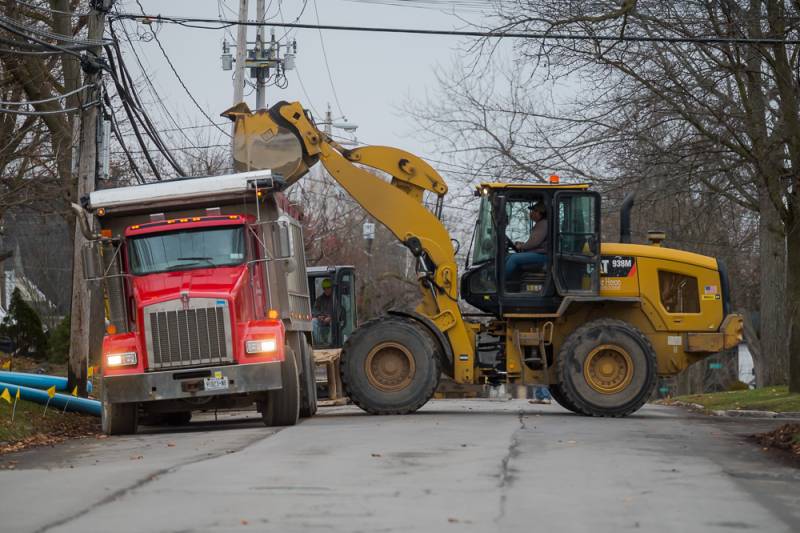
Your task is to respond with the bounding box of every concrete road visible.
[1,400,799,533]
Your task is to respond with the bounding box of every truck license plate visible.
[203,376,229,391]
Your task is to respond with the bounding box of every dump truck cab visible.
[81,171,318,434]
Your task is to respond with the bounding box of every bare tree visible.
[411,0,799,390]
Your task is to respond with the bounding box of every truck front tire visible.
[340,317,441,415]
[102,401,138,435]
[260,346,300,426]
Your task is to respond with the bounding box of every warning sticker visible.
[702,294,721,301]
[667,335,682,346]
[704,285,718,295]
[600,256,636,277]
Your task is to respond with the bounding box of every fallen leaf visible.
[130,455,143,460]
[371,453,382,457]
[241,519,249,525]
[167,442,176,447]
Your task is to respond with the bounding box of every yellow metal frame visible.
[225,101,743,387]
[228,102,477,381]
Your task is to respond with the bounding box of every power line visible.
[110,143,228,155]
[111,12,800,45]
[312,0,345,117]
[117,121,230,137]
[5,0,90,17]
[0,13,110,46]
[0,103,97,115]
[117,18,203,153]
[0,84,93,106]
[0,18,85,59]
[129,0,231,139]
[344,0,501,13]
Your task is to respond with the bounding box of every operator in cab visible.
[505,202,548,278]
[312,278,334,345]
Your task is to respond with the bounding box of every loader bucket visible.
[222,102,316,185]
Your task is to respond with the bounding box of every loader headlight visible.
[106,351,137,367]
[246,336,277,354]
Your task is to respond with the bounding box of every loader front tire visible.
[548,383,586,415]
[556,319,657,417]
[340,317,441,415]
[260,346,300,427]
[299,335,318,418]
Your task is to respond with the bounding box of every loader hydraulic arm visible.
[223,101,476,381]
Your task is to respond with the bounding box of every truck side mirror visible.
[81,241,102,281]
[272,221,293,259]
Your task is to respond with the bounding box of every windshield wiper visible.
[176,257,216,266]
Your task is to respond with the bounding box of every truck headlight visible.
[246,337,277,354]
[106,351,137,367]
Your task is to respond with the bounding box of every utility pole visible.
[221,1,297,111]
[68,0,109,396]
[255,0,266,110]
[233,0,248,107]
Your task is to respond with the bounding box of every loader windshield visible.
[128,226,246,275]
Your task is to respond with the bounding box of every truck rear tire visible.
[165,411,192,426]
[102,401,138,435]
[556,318,657,417]
[299,335,318,418]
[340,317,441,415]
[261,346,300,427]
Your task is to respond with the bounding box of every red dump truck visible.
[77,170,317,434]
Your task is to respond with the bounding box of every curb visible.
[663,401,800,420]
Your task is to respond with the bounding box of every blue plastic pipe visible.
[0,370,93,393]
[0,381,101,416]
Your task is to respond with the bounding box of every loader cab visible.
[461,182,601,314]
[307,266,357,349]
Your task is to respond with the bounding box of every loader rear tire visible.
[260,346,300,427]
[340,317,441,415]
[102,401,138,435]
[299,335,318,418]
[556,319,657,417]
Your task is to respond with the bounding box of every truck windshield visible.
[128,226,246,275]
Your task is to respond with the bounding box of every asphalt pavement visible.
[1,400,799,533]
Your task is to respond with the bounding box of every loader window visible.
[128,226,245,275]
[658,271,700,313]
[338,272,356,342]
[471,196,496,265]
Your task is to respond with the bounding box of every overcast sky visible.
[122,0,491,162]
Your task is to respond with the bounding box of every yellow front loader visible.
[223,101,743,417]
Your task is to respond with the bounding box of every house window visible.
[658,271,700,313]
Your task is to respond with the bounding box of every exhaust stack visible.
[619,193,635,243]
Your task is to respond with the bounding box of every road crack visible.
[497,410,526,522]
[34,428,284,533]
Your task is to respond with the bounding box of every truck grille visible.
[144,298,233,370]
